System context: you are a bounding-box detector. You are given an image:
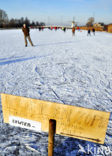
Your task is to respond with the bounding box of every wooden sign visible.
[1,93,110,144]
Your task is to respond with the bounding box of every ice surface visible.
[0,29,112,155]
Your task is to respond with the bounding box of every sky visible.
[0,0,112,25]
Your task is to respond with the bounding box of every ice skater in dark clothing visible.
[87,29,91,36]
[63,27,66,32]
[92,28,95,35]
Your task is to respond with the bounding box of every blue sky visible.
[0,0,112,25]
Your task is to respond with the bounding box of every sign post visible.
[1,94,110,155]
[48,119,56,156]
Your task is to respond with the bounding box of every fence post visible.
[48,119,56,156]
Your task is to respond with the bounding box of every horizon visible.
[0,0,112,25]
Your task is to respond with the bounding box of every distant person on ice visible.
[92,28,95,35]
[62,27,66,32]
[22,24,33,47]
[87,29,91,36]
[72,27,75,36]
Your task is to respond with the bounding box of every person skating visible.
[87,29,91,36]
[72,27,75,36]
[62,27,66,32]
[22,24,33,47]
[92,28,95,35]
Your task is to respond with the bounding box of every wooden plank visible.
[1,93,110,144]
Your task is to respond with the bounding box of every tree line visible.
[0,9,45,28]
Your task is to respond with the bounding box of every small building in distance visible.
[93,23,104,31]
[107,24,112,33]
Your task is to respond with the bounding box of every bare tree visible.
[0,9,45,28]
[39,22,45,26]
[24,17,30,26]
[86,17,94,27]
[0,9,8,23]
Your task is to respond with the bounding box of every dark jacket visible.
[88,29,91,33]
[22,26,30,36]
[92,28,95,32]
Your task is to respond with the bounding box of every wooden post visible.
[48,119,56,156]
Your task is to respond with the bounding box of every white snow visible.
[0,29,112,155]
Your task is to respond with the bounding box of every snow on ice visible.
[0,29,112,155]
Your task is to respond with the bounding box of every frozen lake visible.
[0,29,112,155]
